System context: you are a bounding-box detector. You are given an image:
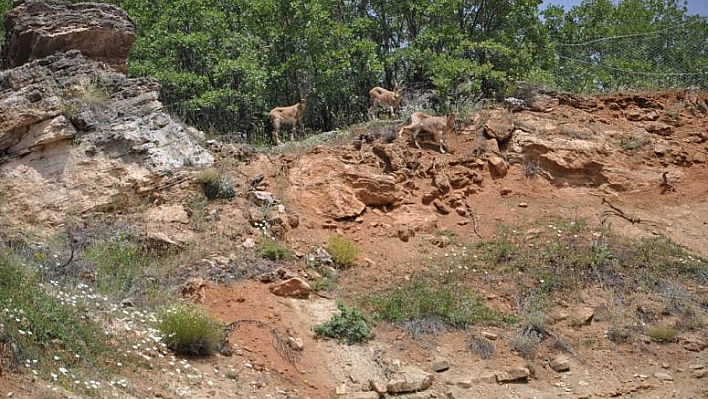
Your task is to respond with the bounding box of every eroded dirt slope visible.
[2,89,707,399]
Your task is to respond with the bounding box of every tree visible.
[542,0,708,92]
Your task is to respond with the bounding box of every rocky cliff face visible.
[0,1,213,228]
[1,0,135,72]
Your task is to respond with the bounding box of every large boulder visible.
[0,50,213,226]
[288,155,407,220]
[0,50,213,170]
[1,0,135,72]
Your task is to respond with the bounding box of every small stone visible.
[577,307,594,325]
[386,366,434,394]
[369,380,386,393]
[497,367,530,383]
[494,371,511,383]
[287,337,304,351]
[455,377,475,388]
[692,369,707,379]
[654,372,673,381]
[479,372,497,384]
[336,384,348,395]
[243,237,256,248]
[653,144,669,156]
[487,156,509,178]
[432,199,451,215]
[518,202,528,208]
[432,359,450,372]
[499,187,512,196]
[550,356,571,372]
[269,277,312,299]
[507,367,531,381]
[480,331,498,340]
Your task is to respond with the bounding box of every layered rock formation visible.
[1,0,135,72]
[0,1,213,227]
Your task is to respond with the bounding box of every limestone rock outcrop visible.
[0,2,213,227]
[1,0,135,72]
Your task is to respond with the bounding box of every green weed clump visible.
[367,270,515,329]
[196,168,235,200]
[156,302,223,356]
[0,252,111,378]
[620,130,649,152]
[327,235,358,268]
[84,235,145,297]
[313,301,373,344]
[647,323,678,343]
[257,237,292,261]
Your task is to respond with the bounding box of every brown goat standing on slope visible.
[368,81,404,120]
[269,95,307,145]
[398,110,456,154]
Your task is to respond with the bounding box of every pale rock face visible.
[0,2,214,229]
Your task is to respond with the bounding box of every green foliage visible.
[0,250,111,378]
[156,302,223,356]
[542,0,707,92]
[327,235,358,268]
[313,301,372,344]
[620,131,649,152]
[196,168,235,200]
[474,227,517,264]
[84,235,145,297]
[367,269,515,329]
[3,1,705,139]
[464,218,707,315]
[647,323,678,343]
[257,237,292,261]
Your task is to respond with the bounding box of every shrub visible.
[83,235,144,297]
[257,237,292,261]
[327,235,358,268]
[368,270,515,329]
[156,302,223,356]
[196,168,235,200]
[647,323,677,343]
[620,131,649,152]
[313,301,373,344]
[469,336,495,359]
[606,325,632,344]
[0,251,111,376]
[511,329,541,358]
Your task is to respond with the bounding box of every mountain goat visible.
[269,95,307,145]
[368,81,404,120]
[398,111,456,154]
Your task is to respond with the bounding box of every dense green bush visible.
[313,301,373,344]
[156,302,223,356]
[327,235,358,268]
[196,168,235,200]
[0,250,111,377]
[367,270,515,329]
[647,323,678,343]
[257,237,292,261]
